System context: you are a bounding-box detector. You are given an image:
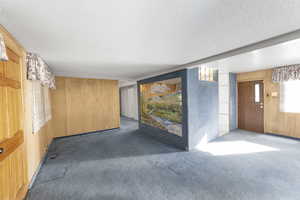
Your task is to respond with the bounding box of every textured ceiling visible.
[1,0,300,81]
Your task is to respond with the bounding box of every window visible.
[198,66,217,82]
[280,80,300,113]
[32,81,52,133]
[254,83,260,103]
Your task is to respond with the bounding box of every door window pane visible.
[255,83,260,103]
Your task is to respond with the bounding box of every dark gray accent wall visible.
[137,70,188,150]
[229,73,237,131]
[186,68,219,150]
[138,68,220,151]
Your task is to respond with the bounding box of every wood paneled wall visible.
[20,43,54,184]
[51,77,120,137]
[0,45,27,200]
[24,100,53,183]
[1,25,29,200]
[237,69,300,139]
[0,25,55,194]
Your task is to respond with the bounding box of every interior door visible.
[0,48,27,200]
[238,80,264,133]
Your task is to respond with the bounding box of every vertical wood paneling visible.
[6,88,21,138]
[1,25,56,199]
[4,53,20,82]
[0,158,10,200]
[237,69,300,138]
[0,45,27,200]
[21,57,55,182]
[9,156,16,199]
[112,81,121,126]
[0,87,8,142]
[51,77,120,137]
[0,62,4,77]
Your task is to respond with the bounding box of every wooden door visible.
[0,48,27,200]
[238,80,264,133]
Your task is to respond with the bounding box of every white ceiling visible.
[202,38,300,73]
[1,0,300,81]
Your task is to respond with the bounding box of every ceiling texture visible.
[1,0,300,82]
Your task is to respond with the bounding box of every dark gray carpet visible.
[27,117,300,200]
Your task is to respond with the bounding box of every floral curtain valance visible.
[272,64,300,83]
[0,33,8,61]
[26,52,56,89]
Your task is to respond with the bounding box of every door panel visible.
[7,88,22,137]
[0,87,8,142]
[0,62,4,77]
[0,158,10,200]
[4,49,20,82]
[0,48,27,200]
[238,81,264,133]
